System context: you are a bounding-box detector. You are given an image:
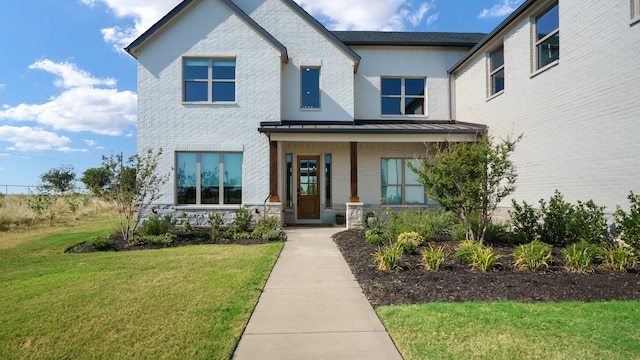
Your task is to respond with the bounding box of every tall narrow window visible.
[183,59,235,102]
[301,67,320,109]
[381,159,425,205]
[535,3,559,70]
[325,154,332,208]
[286,153,293,208]
[381,77,425,115]
[176,152,242,205]
[489,47,505,96]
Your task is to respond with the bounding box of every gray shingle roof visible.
[333,31,487,47]
[259,120,486,135]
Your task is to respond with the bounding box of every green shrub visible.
[131,233,176,247]
[513,239,552,271]
[614,191,640,253]
[138,215,173,236]
[365,233,384,246]
[599,245,636,272]
[387,209,434,239]
[562,241,598,273]
[372,243,404,271]
[452,224,468,241]
[207,210,224,231]
[470,245,501,272]
[454,240,481,264]
[234,207,253,231]
[251,216,286,241]
[539,191,575,244]
[396,238,417,255]
[572,200,607,244]
[425,209,455,235]
[86,235,114,250]
[420,245,448,271]
[510,199,541,242]
[483,222,509,243]
[397,231,425,247]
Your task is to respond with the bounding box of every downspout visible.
[448,70,456,124]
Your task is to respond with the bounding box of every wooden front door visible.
[297,156,321,219]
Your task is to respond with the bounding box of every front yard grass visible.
[0,217,283,359]
[378,301,640,360]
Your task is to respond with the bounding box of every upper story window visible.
[176,152,243,205]
[381,77,425,115]
[534,3,559,70]
[632,0,640,22]
[301,67,320,109]
[489,46,505,96]
[183,59,235,103]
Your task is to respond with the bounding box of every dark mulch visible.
[65,226,273,253]
[333,229,640,307]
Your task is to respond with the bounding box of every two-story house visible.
[126,0,639,227]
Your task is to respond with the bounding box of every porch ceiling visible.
[258,120,486,142]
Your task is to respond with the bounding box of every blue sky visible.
[0,0,523,192]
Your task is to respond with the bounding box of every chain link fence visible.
[0,185,37,195]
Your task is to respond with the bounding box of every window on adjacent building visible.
[489,46,505,96]
[381,158,425,205]
[301,67,320,109]
[176,152,242,205]
[381,77,425,115]
[633,0,640,20]
[183,59,236,102]
[534,3,559,70]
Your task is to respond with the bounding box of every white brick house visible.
[126,0,639,227]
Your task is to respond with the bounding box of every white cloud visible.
[0,126,71,152]
[84,139,105,149]
[479,0,524,19]
[81,0,179,51]
[296,0,436,31]
[0,60,137,136]
[0,84,5,90]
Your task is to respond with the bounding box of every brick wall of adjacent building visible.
[453,0,640,212]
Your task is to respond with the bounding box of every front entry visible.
[297,156,320,219]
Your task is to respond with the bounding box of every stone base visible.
[346,202,364,229]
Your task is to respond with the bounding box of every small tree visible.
[411,134,521,244]
[80,167,112,197]
[101,149,169,243]
[40,165,76,195]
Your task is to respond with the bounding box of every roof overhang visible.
[259,120,486,142]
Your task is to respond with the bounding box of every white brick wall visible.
[353,46,468,120]
[453,0,640,212]
[235,0,356,121]
[137,0,283,206]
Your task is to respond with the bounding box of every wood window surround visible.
[632,0,640,23]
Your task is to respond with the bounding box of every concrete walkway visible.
[232,227,403,360]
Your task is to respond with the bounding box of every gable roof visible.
[276,0,361,69]
[333,31,487,47]
[125,0,287,60]
[448,0,538,73]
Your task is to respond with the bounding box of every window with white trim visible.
[489,46,505,96]
[381,158,425,205]
[183,59,235,103]
[176,152,242,205]
[381,77,426,115]
[632,0,640,21]
[534,3,559,70]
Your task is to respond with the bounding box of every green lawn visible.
[0,218,283,359]
[378,301,640,360]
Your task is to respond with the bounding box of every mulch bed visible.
[333,229,640,307]
[65,227,273,253]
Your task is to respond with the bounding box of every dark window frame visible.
[176,151,243,205]
[380,77,426,116]
[380,158,425,205]
[489,46,505,96]
[183,58,236,103]
[300,67,321,109]
[534,3,560,71]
